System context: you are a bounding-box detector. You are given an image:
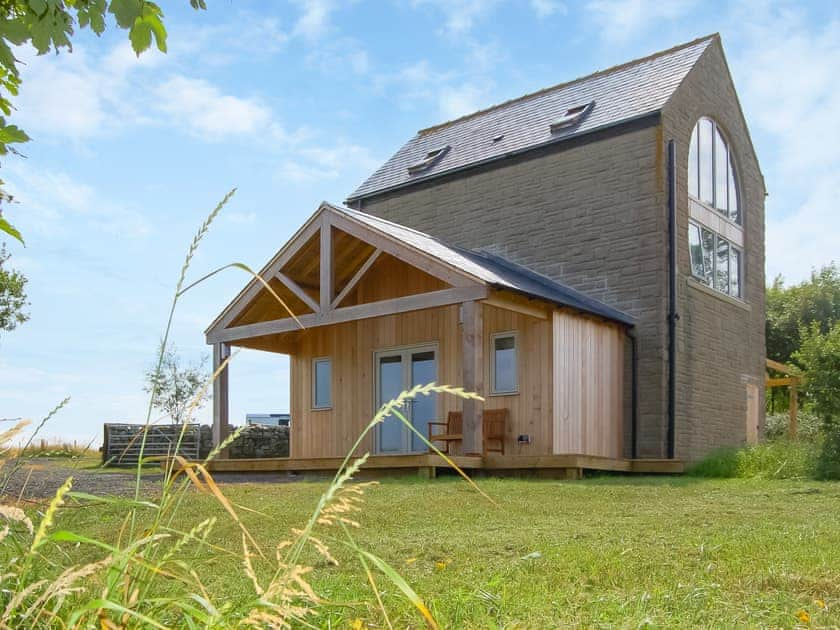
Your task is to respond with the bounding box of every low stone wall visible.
[196,424,290,459]
[228,425,290,459]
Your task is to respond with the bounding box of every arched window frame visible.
[687,117,744,300]
[688,117,741,225]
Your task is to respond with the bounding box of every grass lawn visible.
[55,474,840,628]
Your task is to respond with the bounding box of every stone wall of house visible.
[662,39,767,462]
[356,120,669,458]
[353,39,765,462]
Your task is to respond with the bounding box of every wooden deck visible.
[186,453,684,476]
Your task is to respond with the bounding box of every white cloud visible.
[726,5,840,282]
[275,142,380,183]
[531,0,566,18]
[411,0,499,35]
[293,0,335,40]
[438,83,485,119]
[585,0,697,44]
[4,162,151,239]
[153,76,273,137]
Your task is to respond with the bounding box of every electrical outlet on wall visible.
[517,434,531,445]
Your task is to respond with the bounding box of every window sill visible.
[488,390,519,397]
[686,277,751,312]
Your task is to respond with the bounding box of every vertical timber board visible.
[745,382,759,445]
[212,342,231,457]
[461,300,484,454]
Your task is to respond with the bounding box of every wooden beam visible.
[331,248,381,309]
[275,271,320,313]
[766,358,801,375]
[766,377,796,388]
[320,214,333,311]
[329,211,477,288]
[460,300,484,455]
[212,342,230,458]
[207,216,322,335]
[789,382,798,440]
[483,292,549,320]
[208,285,488,343]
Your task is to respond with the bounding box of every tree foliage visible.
[0,0,206,243]
[143,346,209,424]
[766,263,840,365]
[794,321,840,480]
[0,242,27,333]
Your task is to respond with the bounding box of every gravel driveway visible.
[0,458,302,502]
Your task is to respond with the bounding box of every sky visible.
[1,0,838,443]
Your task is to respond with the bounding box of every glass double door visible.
[375,345,438,454]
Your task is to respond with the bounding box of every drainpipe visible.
[667,139,678,459]
[626,328,639,459]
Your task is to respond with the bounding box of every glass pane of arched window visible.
[688,223,703,278]
[714,127,728,213]
[716,237,730,294]
[728,164,739,224]
[730,247,741,297]
[701,227,715,286]
[698,118,714,204]
[688,124,699,199]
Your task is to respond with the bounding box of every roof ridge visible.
[417,33,719,136]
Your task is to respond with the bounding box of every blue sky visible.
[1,0,838,443]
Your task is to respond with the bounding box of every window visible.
[689,220,742,298]
[407,145,450,175]
[688,117,740,223]
[490,332,518,394]
[312,358,332,409]
[550,101,594,132]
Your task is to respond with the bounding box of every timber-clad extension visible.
[205,33,764,473]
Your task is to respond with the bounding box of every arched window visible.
[688,117,739,224]
[687,117,743,299]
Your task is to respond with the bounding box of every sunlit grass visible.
[51,475,840,628]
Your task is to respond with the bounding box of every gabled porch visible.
[204,202,653,472]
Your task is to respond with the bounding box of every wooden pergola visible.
[765,358,805,439]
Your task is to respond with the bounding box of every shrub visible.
[764,411,822,442]
[815,422,840,480]
[688,440,818,480]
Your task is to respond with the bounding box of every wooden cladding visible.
[552,310,624,459]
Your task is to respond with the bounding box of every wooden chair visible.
[482,409,507,455]
[428,411,463,454]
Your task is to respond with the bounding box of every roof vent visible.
[549,101,594,133]
[407,145,450,175]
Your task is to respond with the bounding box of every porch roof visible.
[206,202,632,345]
[333,204,635,325]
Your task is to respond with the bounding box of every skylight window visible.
[549,101,594,132]
[407,144,451,175]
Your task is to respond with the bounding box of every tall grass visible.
[687,439,819,480]
[0,191,491,627]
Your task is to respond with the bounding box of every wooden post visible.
[320,215,333,312]
[789,380,798,440]
[461,301,484,455]
[212,342,231,457]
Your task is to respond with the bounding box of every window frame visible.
[688,116,742,226]
[311,357,332,411]
[489,331,519,396]
[688,220,743,300]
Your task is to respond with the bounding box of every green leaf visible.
[108,0,143,29]
[128,20,151,55]
[0,215,24,245]
[28,0,48,16]
[142,10,166,53]
[0,40,18,75]
[0,18,31,46]
[0,124,30,144]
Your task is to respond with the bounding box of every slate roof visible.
[347,34,716,202]
[331,203,634,325]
